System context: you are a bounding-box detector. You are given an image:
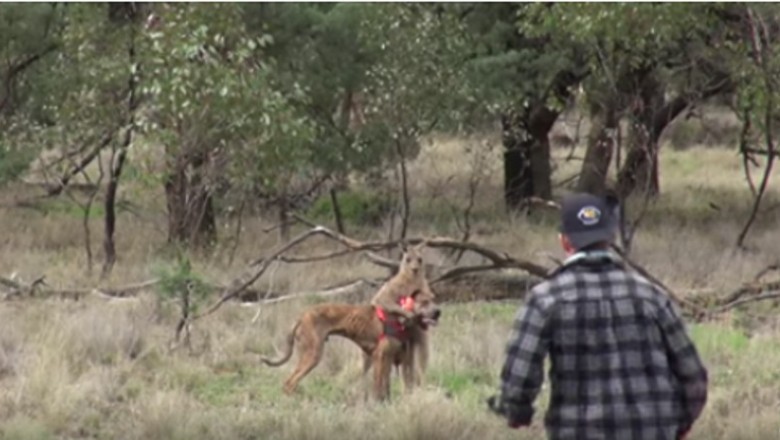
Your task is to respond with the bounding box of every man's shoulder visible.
[526,273,574,310]
[621,270,673,302]
[539,264,671,305]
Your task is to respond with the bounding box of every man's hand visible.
[508,420,525,429]
[486,395,502,415]
[486,395,528,429]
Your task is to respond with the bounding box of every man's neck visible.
[563,248,614,266]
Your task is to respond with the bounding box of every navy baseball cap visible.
[559,192,618,250]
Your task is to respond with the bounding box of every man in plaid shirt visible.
[488,192,708,440]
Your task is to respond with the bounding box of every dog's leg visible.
[282,327,324,395]
[373,338,401,401]
[360,351,372,401]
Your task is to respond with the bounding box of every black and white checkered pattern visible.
[496,252,708,440]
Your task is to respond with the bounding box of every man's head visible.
[558,192,618,255]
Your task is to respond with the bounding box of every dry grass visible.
[1,134,780,439]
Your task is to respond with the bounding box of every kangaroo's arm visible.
[371,283,414,320]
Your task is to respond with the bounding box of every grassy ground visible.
[1,136,780,439]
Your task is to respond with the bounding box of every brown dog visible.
[260,288,440,401]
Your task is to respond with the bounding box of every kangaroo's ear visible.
[399,241,409,253]
[414,240,427,251]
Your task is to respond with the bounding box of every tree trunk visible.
[577,108,617,195]
[501,107,556,210]
[617,94,690,199]
[184,179,217,249]
[164,152,188,245]
[101,13,139,279]
[502,113,533,209]
[616,126,660,199]
[164,147,217,249]
[527,108,556,200]
[102,144,128,278]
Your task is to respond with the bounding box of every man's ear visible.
[559,233,575,254]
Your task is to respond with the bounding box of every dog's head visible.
[399,242,426,277]
[407,288,441,330]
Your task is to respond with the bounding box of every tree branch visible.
[710,289,780,315]
[44,130,114,197]
[395,137,411,240]
[737,7,776,248]
[0,43,58,114]
[739,107,758,196]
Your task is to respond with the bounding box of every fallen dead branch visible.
[4,216,778,327]
[188,218,553,331]
[753,262,779,282]
[250,279,382,306]
[0,276,161,301]
[710,289,780,315]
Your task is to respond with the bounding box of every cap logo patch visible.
[577,206,601,226]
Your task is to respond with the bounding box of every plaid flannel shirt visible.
[496,251,708,440]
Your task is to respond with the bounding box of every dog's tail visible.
[260,320,301,367]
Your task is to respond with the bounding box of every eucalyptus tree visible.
[444,3,589,210]
[528,3,735,196]
[0,3,62,184]
[138,3,316,249]
[242,3,472,234]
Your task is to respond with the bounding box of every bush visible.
[0,140,35,186]
[307,188,393,227]
[154,256,211,314]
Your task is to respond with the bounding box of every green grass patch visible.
[431,368,494,396]
[38,198,105,219]
[0,416,53,440]
[186,367,286,407]
[440,302,519,324]
[689,323,749,355]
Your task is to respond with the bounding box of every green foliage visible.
[0,139,35,186]
[154,255,210,313]
[245,3,473,174]
[139,3,317,195]
[728,5,780,150]
[0,3,63,120]
[524,3,723,116]
[454,3,586,120]
[307,189,392,226]
[53,4,131,130]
